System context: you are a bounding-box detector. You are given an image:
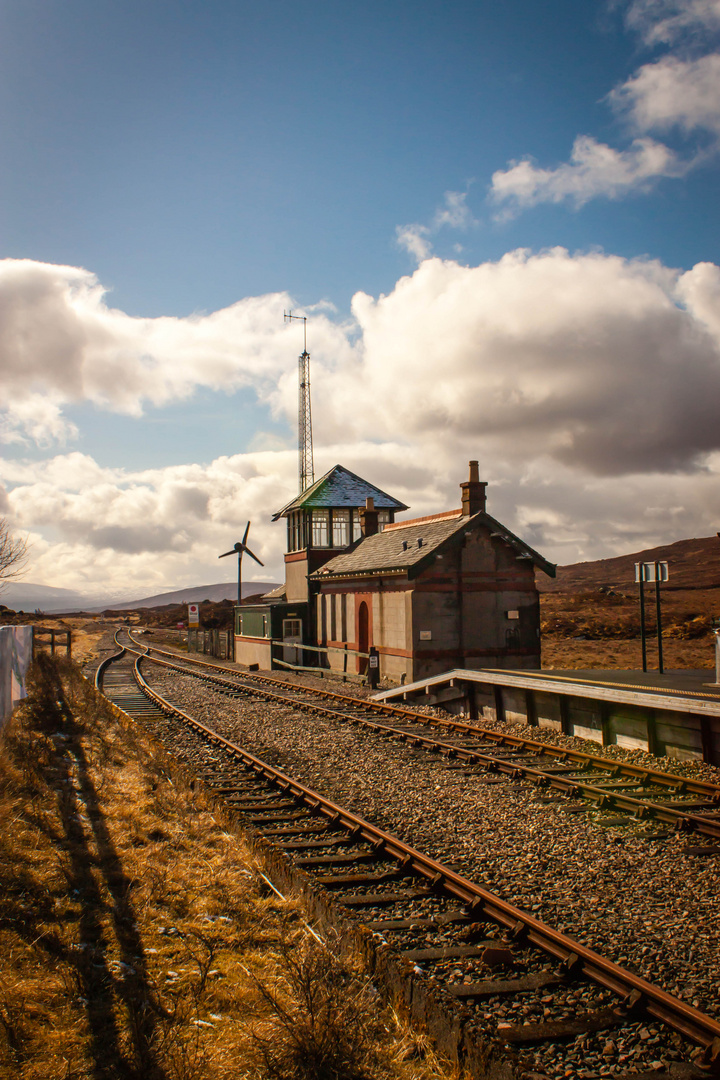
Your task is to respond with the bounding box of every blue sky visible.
[1,0,720,600]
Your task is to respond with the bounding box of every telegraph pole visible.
[284,311,314,494]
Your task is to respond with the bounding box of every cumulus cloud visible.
[0,259,354,444]
[489,135,684,215]
[334,248,720,477]
[490,1,720,215]
[4,250,720,595]
[611,53,720,135]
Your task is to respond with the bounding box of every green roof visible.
[272,464,408,520]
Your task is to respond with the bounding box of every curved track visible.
[128,634,720,840]
[96,631,720,1074]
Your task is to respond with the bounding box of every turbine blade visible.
[245,547,264,566]
[218,549,236,559]
[242,521,251,545]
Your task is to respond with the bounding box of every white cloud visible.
[623,0,720,45]
[395,224,432,262]
[0,259,355,444]
[4,251,720,596]
[490,1,720,215]
[432,190,477,230]
[396,190,477,265]
[611,53,720,135]
[489,135,684,215]
[336,248,720,477]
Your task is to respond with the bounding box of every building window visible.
[352,510,362,541]
[378,510,390,531]
[283,618,302,640]
[332,509,350,548]
[312,509,329,547]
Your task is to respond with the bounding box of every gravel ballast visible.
[124,652,720,1078]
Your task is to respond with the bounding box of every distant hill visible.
[99,581,281,610]
[0,579,282,614]
[539,535,720,593]
[0,582,104,613]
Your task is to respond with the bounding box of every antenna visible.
[284,310,314,494]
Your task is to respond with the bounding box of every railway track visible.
[95,631,720,1077]
[127,633,720,841]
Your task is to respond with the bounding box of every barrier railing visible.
[270,639,370,682]
[187,628,234,660]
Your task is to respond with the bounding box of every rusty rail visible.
[117,644,720,1061]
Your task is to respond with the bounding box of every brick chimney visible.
[359,496,379,537]
[460,460,487,516]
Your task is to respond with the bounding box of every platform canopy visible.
[272,464,408,520]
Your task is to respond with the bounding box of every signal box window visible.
[312,510,329,547]
[333,509,350,548]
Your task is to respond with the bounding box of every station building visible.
[234,461,555,681]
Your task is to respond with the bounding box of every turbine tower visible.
[284,311,314,494]
[218,522,264,606]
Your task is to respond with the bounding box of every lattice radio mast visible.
[284,310,314,494]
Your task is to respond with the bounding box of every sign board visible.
[634,561,669,583]
[187,603,200,627]
[369,654,379,669]
[419,630,432,640]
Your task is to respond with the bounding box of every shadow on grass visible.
[9,654,170,1080]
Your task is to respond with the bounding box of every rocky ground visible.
[139,655,720,1080]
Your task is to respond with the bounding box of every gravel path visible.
[143,662,720,1034]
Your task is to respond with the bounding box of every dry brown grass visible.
[540,589,718,670]
[0,655,458,1080]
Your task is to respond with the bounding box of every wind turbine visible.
[219,522,264,606]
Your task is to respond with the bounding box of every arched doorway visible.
[357,600,369,674]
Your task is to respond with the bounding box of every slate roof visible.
[272,464,408,520]
[262,583,287,601]
[311,511,556,580]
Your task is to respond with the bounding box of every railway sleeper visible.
[498,1005,635,1044]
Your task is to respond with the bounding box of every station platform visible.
[373,666,720,766]
[502,668,720,701]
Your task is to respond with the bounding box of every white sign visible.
[188,603,200,626]
[634,561,669,583]
[419,630,432,640]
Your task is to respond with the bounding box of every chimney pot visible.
[460,460,487,516]
[359,498,379,538]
